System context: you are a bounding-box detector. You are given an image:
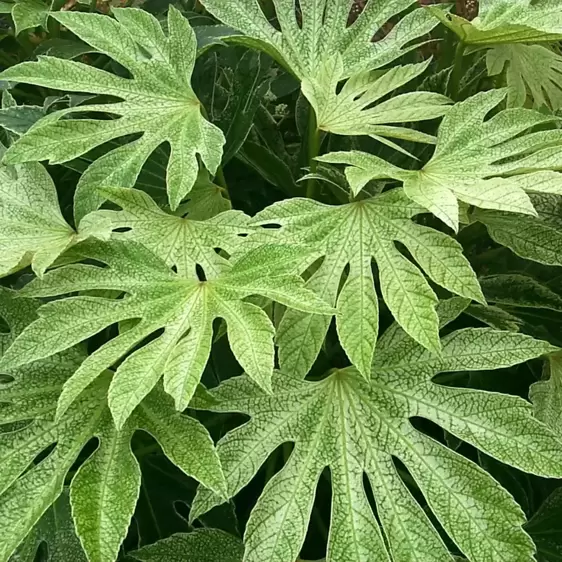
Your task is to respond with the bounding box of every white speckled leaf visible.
[318,90,562,230]
[531,352,562,438]
[319,90,562,230]
[301,55,450,141]
[253,189,484,377]
[0,241,333,426]
[0,7,225,220]
[80,186,251,278]
[486,44,562,111]
[199,0,444,139]
[191,305,561,562]
[0,288,226,562]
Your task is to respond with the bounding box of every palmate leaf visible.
[321,89,562,230]
[486,44,562,111]
[79,186,250,278]
[130,529,244,562]
[0,288,225,562]
[191,298,562,562]
[253,188,483,378]
[0,241,333,428]
[427,0,562,46]
[301,57,450,146]
[199,0,447,142]
[0,7,225,221]
[0,144,79,277]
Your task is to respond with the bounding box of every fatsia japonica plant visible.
[2,0,562,561]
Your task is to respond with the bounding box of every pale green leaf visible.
[0,7,225,220]
[0,149,76,278]
[0,241,332,426]
[0,288,225,562]
[79,186,250,278]
[70,412,139,562]
[487,44,562,111]
[319,90,562,230]
[200,0,444,139]
[253,189,484,377]
[466,304,523,332]
[192,313,561,562]
[301,55,450,141]
[130,529,244,562]
[427,0,562,46]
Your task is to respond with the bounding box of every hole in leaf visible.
[195,264,207,281]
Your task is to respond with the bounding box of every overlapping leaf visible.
[0,241,333,427]
[0,288,226,562]
[9,492,86,562]
[474,192,562,266]
[191,299,562,562]
[6,0,50,36]
[199,0,447,141]
[131,529,244,562]
[80,186,250,277]
[252,188,483,378]
[320,89,562,230]
[427,0,562,45]
[480,274,562,311]
[0,143,79,277]
[0,7,225,221]
[301,57,450,148]
[486,44,562,111]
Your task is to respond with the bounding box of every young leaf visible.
[192,314,561,562]
[0,241,333,427]
[320,89,562,230]
[253,189,484,378]
[199,0,445,141]
[0,288,226,562]
[130,529,244,562]
[0,7,225,220]
[487,44,562,111]
[427,0,562,46]
[300,56,450,144]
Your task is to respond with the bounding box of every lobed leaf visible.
[0,8,225,220]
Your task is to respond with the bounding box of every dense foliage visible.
[1,0,562,561]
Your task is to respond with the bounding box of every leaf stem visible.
[449,40,466,101]
[306,106,320,199]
